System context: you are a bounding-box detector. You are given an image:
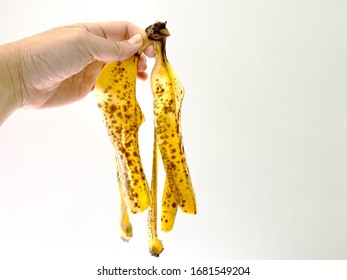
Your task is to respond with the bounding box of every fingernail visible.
[128,34,143,45]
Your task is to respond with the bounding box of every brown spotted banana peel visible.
[149,22,197,233]
[94,21,196,255]
[94,55,150,241]
[93,26,164,245]
[93,26,165,242]
[147,129,164,256]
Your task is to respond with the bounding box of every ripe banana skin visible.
[94,57,151,218]
[161,178,177,232]
[147,131,164,256]
[94,21,196,256]
[118,179,133,242]
[150,33,197,232]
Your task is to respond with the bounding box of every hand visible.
[0,21,155,113]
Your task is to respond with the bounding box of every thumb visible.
[88,33,143,62]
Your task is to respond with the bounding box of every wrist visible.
[0,43,22,125]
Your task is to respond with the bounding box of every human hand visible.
[1,21,155,111]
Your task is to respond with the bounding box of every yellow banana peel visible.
[94,21,196,256]
[151,37,197,233]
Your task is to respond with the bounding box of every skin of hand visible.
[0,21,155,124]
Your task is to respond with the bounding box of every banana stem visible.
[137,21,170,55]
[137,33,152,55]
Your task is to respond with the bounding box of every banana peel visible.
[94,21,196,256]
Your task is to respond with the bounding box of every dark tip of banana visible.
[145,21,170,41]
[151,252,160,257]
[149,246,164,257]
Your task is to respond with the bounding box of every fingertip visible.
[137,72,148,81]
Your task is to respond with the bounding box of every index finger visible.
[74,21,156,58]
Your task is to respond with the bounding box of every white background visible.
[1,0,347,278]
